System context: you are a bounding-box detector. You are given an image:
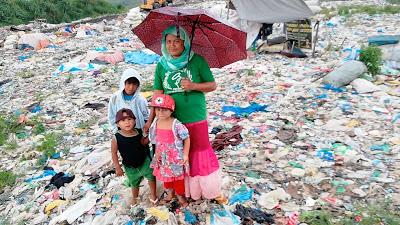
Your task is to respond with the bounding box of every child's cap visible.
[150,94,175,111]
[115,108,136,123]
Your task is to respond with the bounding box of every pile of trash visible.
[0,0,399,224]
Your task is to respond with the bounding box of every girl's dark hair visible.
[125,77,140,85]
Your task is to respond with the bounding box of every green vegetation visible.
[28,115,46,135]
[0,0,126,27]
[0,218,11,225]
[300,210,332,225]
[387,0,400,4]
[299,201,400,225]
[16,71,35,79]
[141,82,154,92]
[37,133,59,157]
[0,171,17,192]
[106,0,140,8]
[0,114,24,146]
[33,123,45,135]
[4,139,18,151]
[320,7,336,19]
[77,117,99,130]
[338,5,400,17]
[338,200,400,225]
[359,45,383,76]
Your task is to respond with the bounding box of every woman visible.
[144,25,225,202]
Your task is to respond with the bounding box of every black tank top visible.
[115,130,149,168]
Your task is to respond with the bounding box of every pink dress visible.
[149,122,189,182]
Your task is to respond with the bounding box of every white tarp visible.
[231,0,314,23]
[209,5,262,49]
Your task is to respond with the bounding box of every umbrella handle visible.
[187,16,199,65]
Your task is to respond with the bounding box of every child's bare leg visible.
[177,195,188,208]
[131,187,139,205]
[166,188,175,201]
[148,180,157,202]
[160,188,175,203]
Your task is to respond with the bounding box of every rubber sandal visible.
[149,197,159,205]
[130,197,140,207]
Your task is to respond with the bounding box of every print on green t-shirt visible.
[162,68,192,94]
[153,54,215,123]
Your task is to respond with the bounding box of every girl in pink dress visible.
[149,94,190,207]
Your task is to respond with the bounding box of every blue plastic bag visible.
[229,185,253,205]
[184,209,198,224]
[210,206,241,225]
[316,149,335,161]
[222,103,268,117]
[124,51,160,65]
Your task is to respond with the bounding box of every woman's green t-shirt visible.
[153,54,215,123]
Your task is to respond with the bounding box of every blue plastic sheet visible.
[314,93,328,99]
[222,103,267,117]
[18,44,34,50]
[25,169,57,182]
[322,84,345,93]
[370,144,391,152]
[342,47,361,61]
[229,185,253,205]
[95,47,108,52]
[18,55,29,61]
[316,149,334,161]
[368,35,400,46]
[29,105,42,113]
[124,51,160,65]
[184,209,198,224]
[51,152,61,159]
[392,114,400,123]
[53,63,96,76]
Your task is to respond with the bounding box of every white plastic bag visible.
[323,61,367,87]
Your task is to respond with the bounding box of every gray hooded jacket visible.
[107,69,149,133]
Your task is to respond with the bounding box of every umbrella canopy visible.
[231,0,314,23]
[132,7,247,68]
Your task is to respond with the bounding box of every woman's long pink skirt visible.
[184,120,221,200]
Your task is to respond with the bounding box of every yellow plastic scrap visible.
[45,199,68,215]
[390,137,400,145]
[385,80,400,86]
[74,128,86,134]
[100,194,112,208]
[147,207,169,221]
[346,119,361,128]
[141,91,153,99]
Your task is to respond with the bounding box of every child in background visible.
[108,68,149,133]
[111,108,157,206]
[148,94,190,207]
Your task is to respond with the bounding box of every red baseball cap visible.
[115,108,136,123]
[149,94,175,111]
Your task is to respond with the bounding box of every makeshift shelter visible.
[230,0,314,23]
[215,0,314,49]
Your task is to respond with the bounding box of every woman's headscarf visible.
[159,26,194,72]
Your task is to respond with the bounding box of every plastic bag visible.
[228,185,254,205]
[209,206,241,225]
[323,61,367,87]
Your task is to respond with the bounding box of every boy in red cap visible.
[148,94,190,207]
[111,108,157,206]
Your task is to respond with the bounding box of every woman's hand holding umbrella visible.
[181,77,195,91]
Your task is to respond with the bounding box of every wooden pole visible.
[312,20,320,58]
